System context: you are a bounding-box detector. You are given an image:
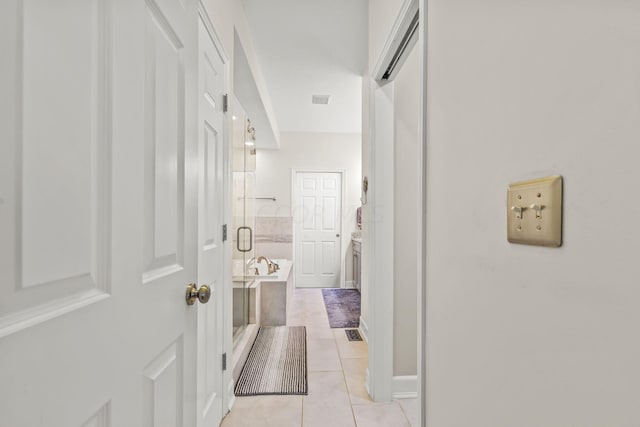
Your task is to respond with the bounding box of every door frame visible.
[365,76,394,401]
[291,169,347,288]
[366,0,425,422]
[196,0,234,417]
[418,2,427,425]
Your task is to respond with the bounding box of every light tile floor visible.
[220,288,417,427]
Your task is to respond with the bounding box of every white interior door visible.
[294,172,343,287]
[195,12,226,427]
[0,0,201,426]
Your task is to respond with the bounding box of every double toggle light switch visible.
[507,175,563,247]
[511,204,543,219]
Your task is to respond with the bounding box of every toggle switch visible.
[529,204,543,218]
[507,175,562,247]
[510,206,525,219]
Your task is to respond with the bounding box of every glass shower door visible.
[232,114,256,342]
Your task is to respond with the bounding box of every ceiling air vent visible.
[311,95,330,105]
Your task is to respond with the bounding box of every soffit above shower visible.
[233,31,280,149]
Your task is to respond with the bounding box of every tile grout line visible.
[318,288,361,427]
[300,289,318,427]
[301,288,333,427]
[315,288,359,427]
[395,400,414,427]
[335,328,361,427]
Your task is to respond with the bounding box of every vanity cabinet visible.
[352,238,361,292]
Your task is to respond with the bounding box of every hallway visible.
[221,289,418,427]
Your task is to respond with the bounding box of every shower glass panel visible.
[232,108,256,342]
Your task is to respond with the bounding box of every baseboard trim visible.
[344,280,355,288]
[226,378,236,412]
[232,324,259,381]
[365,367,371,396]
[359,316,369,343]
[391,375,418,399]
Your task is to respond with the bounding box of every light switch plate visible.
[507,175,563,247]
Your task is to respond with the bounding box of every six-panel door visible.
[294,172,343,287]
[0,0,206,425]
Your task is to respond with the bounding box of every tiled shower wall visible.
[255,216,293,259]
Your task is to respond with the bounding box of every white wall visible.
[361,0,404,346]
[393,44,419,376]
[368,0,405,70]
[360,75,370,330]
[426,0,640,425]
[255,132,362,285]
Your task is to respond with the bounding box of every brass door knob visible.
[185,284,211,305]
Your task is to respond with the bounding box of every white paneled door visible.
[294,172,343,287]
[195,12,226,427]
[0,0,218,426]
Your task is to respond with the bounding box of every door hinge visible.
[222,224,228,242]
[222,352,227,371]
[222,94,228,113]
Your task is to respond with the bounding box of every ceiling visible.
[242,0,368,135]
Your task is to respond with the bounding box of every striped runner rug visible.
[234,326,307,396]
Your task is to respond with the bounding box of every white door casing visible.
[294,172,343,288]
[366,80,395,401]
[195,9,227,427]
[366,0,419,405]
[0,0,201,425]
